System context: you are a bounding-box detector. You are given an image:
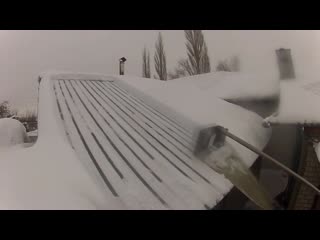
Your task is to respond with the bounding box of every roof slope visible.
[119,72,280,102]
[0,72,272,209]
[52,78,233,209]
[264,79,320,125]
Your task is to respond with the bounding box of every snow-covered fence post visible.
[276,48,295,80]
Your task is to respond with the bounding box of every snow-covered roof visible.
[119,72,280,102]
[264,78,320,126]
[0,72,271,209]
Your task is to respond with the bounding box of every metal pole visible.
[217,126,320,195]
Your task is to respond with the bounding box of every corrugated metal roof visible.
[52,78,226,210]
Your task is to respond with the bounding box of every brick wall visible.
[289,127,320,210]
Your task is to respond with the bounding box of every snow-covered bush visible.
[0,118,29,148]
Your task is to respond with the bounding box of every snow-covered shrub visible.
[0,118,29,148]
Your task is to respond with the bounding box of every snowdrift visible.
[264,79,320,125]
[119,71,280,102]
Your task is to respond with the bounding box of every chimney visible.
[276,48,295,80]
[119,57,127,75]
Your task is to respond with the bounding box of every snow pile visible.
[168,72,280,101]
[0,144,125,209]
[0,77,125,209]
[314,143,320,164]
[119,72,280,102]
[264,79,320,125]
[0,118,29,148]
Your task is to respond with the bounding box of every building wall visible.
[217,101,300,209]
[214,158,262,210]
[289,130,320,210]
[263,125,300,170]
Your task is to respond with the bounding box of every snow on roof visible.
[119,72,280,102]
[0,72,272,209]
[116,74,272,169]
[0,76,124,210]
[264,78,320,125]
[53,78,235,209]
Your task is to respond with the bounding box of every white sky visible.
[1,30,320,111]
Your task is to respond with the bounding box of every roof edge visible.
[39,71,119,82]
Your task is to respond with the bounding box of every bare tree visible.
[229,55,240,72]
[184,30,211,75]
[147,51,151,78]
[142,47,151,78]
[18,110,37,122]
[168,59,194,80]
[200,42,211,73]
[0,101,10,118]
[216,60,232,72]
[169,30,211,79]
[154,32,167,80]
[168,66,186,79]
[216,56,240,72]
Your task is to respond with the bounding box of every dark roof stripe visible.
[102,81,194,149]
[95,81,213,185]
[84,80,194,181]
[110,81,193,137]
[55,80,118,197]
[102,82,195,157]
[70,80,162,183]
[62,80,168,206]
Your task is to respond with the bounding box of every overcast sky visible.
[1,30,320,112]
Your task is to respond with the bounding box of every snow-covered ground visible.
[0,76,124,209]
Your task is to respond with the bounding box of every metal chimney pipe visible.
[119,57,127,75]
[276,48,295,80]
